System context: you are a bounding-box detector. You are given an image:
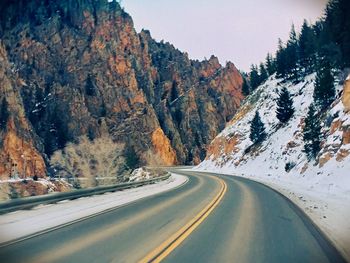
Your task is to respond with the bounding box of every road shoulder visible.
[193,168,350,262]
[0,173,187,246]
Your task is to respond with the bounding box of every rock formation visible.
[0,0,243,179]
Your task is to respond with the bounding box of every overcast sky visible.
[122,0,328,72]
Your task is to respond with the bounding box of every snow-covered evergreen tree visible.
[259,63,268,83]
[250,111,267,144]
[276,87,294,123]
[265,53,276,76]
[313,60,335,110]
[303,104,322,160]
[249,64,261,90]
[242,77,250,96]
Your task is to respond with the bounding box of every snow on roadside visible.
[194,166,350,261]
[0,173,187,244]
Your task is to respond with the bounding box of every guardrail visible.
[0,173,171,215]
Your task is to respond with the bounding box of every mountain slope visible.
[0,0,243,180]
[199,72,350,181]
[197,72,350,259]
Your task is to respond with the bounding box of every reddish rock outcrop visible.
[343,77,350,112]
[342,127,350,145]
[151,128,177,165]
[0,42,46,180]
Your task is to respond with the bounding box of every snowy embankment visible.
[196,73,350,260]
[195,167,350,261]
[0,173,187,245]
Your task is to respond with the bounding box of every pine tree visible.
[285,24,299,81]
[313,59,335,110]
[276,87,294,123]
[303,104,322,160]
[124,146,140,170]
[0,98,9,130]
[265,53,276,76]
[44,123,58,156]
[298,20,316,74]
[170,80,179,102]
[242,77,250,96]
[276,39,287,78]
[29,88,45,124]
[44,110,69,156]
[250,111,267,144]
[249,64,260,90]
[325,0,350,67]
[259,63,268,84]
[85,75,96,96]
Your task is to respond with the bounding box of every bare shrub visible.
[50,136,126,188]
[142,149,164,167]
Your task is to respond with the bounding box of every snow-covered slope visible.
[196,73,350,260]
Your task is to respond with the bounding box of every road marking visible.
[25,176,202,263]
[223,179,257,262]
[0,174,189,249]
[139,176,227,263]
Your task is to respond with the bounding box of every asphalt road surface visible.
[0,169,346,263]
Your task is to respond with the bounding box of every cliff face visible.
[0,43,46,180]
[0,0,243,179]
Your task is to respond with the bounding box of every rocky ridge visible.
[0,0,243,180]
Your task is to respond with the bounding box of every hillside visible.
[0,0,243,183]
[199,72,350,177]
[196,72,350,258]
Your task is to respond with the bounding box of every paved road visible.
[0,169,346,263]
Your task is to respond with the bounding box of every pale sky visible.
[121,0,328,72]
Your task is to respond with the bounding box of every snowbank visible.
[194,166,350,261]
[0,173,187,245]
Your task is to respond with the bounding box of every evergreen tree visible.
[29,88,45,124]
[276,87,294,123]
[303,104,322,160]
[100,102,107,117]
[245,0,349,85]
[325,0,350,67]
[265,53,276,76]
[313,59,335,110]
[298,20,316,74]
[0,98,9,130]
[124,146,140,170]
[276,39,287,78]
[170,80,179,102]
[242,77,250,96]
[44,123,58,156]
[285,24,299,81]
[250,111,267,144]
[249,64,260,90]
[44,110,70,156]
[259,63,268,83]
[87,127,95,141]
[85,75,96,96]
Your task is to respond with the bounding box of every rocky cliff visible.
[0,0,243,179]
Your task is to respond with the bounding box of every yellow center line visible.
[138,176,227,263]
[26,176,205,263]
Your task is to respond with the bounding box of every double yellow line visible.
[139,176,227,263]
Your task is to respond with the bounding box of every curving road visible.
[0,169,346,263]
